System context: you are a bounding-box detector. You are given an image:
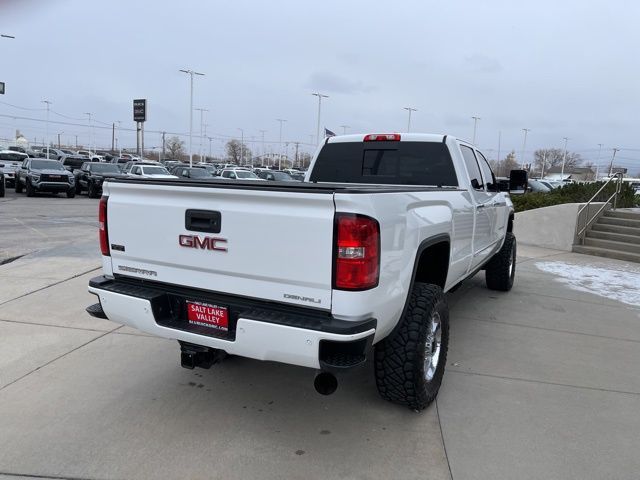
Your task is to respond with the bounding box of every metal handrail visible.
[575,173,624,244]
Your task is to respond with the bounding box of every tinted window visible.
[0,152,27,162]
[188,168,210,178]
[141,166,169,175]
[90,164,120,173]
[460,145,483,190]
[31,160,64,170]
[310,141,458,186]
[476,151,496,191]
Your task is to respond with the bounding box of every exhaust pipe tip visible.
[314,372,338,396]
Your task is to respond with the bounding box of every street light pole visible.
[116,121,122,156]
[520,128,531,169]
[57,131,64,148]
[259,130,267,158]
[276,119,286,169]
[311,92,328,145]
[403,107,417,132]
[84,112,92,153]
[560,137,569,182]
[195,107,208,162]
[471,116,481,144]
[608,148,619,177]
[179,69,205,167]
[596,143,603,180]
[42,100,52,157]
[237,128,244,165]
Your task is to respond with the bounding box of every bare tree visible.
[225,139,252,164]
[490,151,519,177]
[165,136,185,159]
[534,148,582,173]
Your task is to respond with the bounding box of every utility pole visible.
[162,131,166,160]
[75,135,78,148]
[497,131,502,165]
[115,121,122,156]
[41,100,51,157]
[560,137,569,182]
[179,69,205,167]
[111,123,115,151]
[276,119,286,169]
[294,142,299,168]
[471,116,481,144]
[208,136,212,160]
[340,125,350,135]
[57,132,63,148]
[311,92,328,145]
[520,128,530,169]
[404,107,417,132]
[608,148,619,177]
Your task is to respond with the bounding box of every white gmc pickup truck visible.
[87,133,515,410]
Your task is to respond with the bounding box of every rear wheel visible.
[26,179,35,197]
[15,178,23,193]
[485,232,516,291]
[88,182,99,198]
[374,283,449,410]
[66,188,75,198]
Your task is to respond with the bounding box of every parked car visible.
[174,167,214,179]
[528,179,551,193]
[15,158,75,197]
[121,160,153,174]
[257,170,296,181]
[62,155,97,172]
[77,150,103,162]
[75,162,129,197]
[0,151,28,187]
[87,132,516,411]
[128,164,177,179]
[220,169,262,180]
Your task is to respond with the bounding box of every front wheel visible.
[26,179,35,197]
[374,283,449,410]
[66,188,76,198]
[15,178,23,193]
[485,232,516,291]
[88,182,99,198]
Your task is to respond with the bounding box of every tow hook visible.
[314,371,338,395]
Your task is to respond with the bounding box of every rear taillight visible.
[99,196,110,256]
[334,214,380,290]
[363,133,401,142]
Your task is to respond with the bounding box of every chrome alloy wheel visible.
[424,311,442,382]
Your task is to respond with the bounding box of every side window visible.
[460,145,483,190]
[476,151,497,192]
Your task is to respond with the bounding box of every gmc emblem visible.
[179,234,228,252]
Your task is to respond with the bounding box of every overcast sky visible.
[1,0,639,171]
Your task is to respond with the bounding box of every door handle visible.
[476,204,486,210]
[185,209,221,233]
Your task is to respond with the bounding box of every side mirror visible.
[470,178,481,190]
[509,169,528,191]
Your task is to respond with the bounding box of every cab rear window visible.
[309,141,458,186]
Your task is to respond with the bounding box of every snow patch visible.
[535,261,640,307]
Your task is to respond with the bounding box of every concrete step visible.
[572,245,640,263]
[586,230,640,245]
[591,223,640,236]
[583,237,640,254]
[597,216,640,228]
[604,210,640,221]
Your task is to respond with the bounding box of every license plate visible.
[186,300,228,332]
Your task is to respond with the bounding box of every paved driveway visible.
[1,190,639,480]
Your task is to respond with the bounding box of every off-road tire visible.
[26,179,35,197]
[15,179,23,193]
[88,182,99,198]
[75,184,82,195]
[66,188,75,198]
[485,232,516,291]
[374,283,449,410]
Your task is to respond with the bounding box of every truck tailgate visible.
[104,182,336,310]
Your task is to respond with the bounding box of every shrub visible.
[511,182,638,213]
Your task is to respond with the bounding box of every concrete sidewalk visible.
[0,235,639,479]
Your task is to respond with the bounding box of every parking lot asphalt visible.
[1,188,639,480]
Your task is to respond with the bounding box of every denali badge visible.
[283,294,321,304]
[179,234,228,252]
[117,265,157,277]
